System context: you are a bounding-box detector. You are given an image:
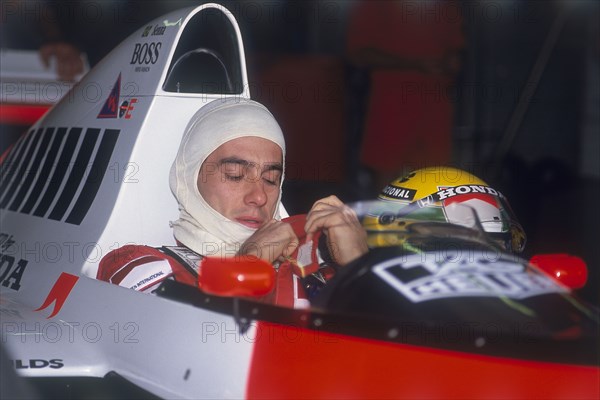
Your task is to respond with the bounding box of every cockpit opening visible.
[163,7,243,94]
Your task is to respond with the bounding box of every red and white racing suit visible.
[96,244,202,293]
[96,216,331,308]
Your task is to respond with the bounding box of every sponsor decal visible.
[387,184,506,219]
[119,99,137,119]
[97,74,137,119]
[130,42,161,65]
[421,185,504,206]
[381,184,417,201]
[12,359,64,369]
[97,74,121,118]
[35,272,79,319]
[374,252,566,303]
[142,24,166,37]
[141,25,152,37]
[439,185,499,208]
[151,25,166,36]
[0,234,27,292]
[161,246,204,275]
[130,271,165,291]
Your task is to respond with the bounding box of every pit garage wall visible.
[579,13,599,179]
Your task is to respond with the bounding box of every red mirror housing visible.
[530,253,588,290]
[198,256,275,298]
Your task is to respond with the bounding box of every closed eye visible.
[262,171,281,187]
[225,174,244,182]
[262,163,282,187]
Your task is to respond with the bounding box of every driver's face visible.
[197,137,283,230]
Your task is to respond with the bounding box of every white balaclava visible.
[169,98,287,256]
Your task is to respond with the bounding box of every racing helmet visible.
[364,167,526,252]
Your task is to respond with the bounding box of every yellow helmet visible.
[363,167,526,252]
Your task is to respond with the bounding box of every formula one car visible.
[1,3,598,399]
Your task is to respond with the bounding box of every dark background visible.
[1,0,598,306]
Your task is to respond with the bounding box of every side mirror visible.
[530,253,588,290]
[197,256,275,298]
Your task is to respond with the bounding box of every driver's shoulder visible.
[96,244,201,293]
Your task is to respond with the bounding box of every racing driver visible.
[97,98,368,305]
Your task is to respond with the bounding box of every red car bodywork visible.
[248,321,599,399]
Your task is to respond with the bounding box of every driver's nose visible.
[244,181,268,207]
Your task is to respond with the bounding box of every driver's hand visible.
[304,195,368,266]
[238,220,299,263]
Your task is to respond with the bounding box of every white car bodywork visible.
[1,4,259,398]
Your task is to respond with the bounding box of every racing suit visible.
[96,215,334,308]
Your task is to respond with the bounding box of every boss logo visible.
[130,42,162,65]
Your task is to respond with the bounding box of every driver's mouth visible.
[236,217,263,229]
